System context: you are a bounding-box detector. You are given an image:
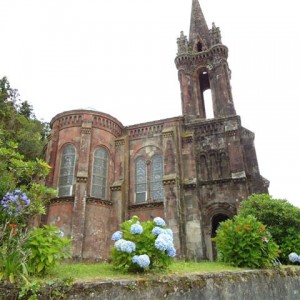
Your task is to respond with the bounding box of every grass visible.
[45,261,245,283]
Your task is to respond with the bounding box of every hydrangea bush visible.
[110,216,176,272]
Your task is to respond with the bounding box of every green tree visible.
[0,76,49,160]
[239,194,300,263]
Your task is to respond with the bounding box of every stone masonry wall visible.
[55,268,300,300]
[3,268,298,299]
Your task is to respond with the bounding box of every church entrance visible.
[211,213,230,260]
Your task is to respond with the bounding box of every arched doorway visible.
[211,213,230,260]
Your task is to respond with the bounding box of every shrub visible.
[110,216,176,272]
[213,215,279,268]
[25,224,72,276]
[239,194,300,262]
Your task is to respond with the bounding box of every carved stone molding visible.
[128,123,164,138]
[129,201,164,211]
[115,139,125,147]
[110,186,122,192]
[163,174,177,186]
[181,133,193,144]
[50,196,74,205]
[162,130,174,139]
[199,177,232,186]
[183,178,197,189]
[81,127,92,134]
[203,202,237,227]
[225,130,237,137]
[86,198,113,207]
[175,44,228,69]
[81,121,92,135]
[110,180,124,191]
[76,171,88,183]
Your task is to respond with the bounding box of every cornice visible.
[129,201,164,211]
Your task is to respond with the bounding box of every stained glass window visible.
[150,155,164,201]
[91,147,108,199]
[135,157,147,203]
[58,144,76,197]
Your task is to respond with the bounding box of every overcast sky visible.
[1,0,299,208]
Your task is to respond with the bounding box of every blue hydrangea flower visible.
[159,233,173,242]
[120,240,136,254]
[130,223,143,235]
[165,228,173,238]
[132,255,139,264]
[153,217,166,227]
[155,233,174,251]
[115,239,126,251]
[155,237,170,251]
[155,238,169,251]
[288,252,300,263]
[56,229,64,238]
[167,247,176,257]
[152,226,164,236]
[112,231,123,241]
[136,254,150,268]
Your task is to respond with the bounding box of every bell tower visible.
[175,0,236,119]
[176,0,269,260]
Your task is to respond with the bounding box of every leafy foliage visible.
[25,224,72,276]
[0,190,32,283]
[213,215,279,268]
[0,221,30,283]
[111,216,176,272]
[239,194,300,262]
[0,76,49,160]
[0,135,56,218]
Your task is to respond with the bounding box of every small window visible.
[150,155,164,201]
[58,144,76,197]
[91,147,108,199]
[197,41,202,52]
[135,157,147,203]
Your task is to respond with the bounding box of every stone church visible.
[44,0,268,261]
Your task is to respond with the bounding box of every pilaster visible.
[71,121,92,258]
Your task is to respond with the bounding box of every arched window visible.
[135,157,147,203]
[150,155,164,201]
[199,70,213,119]
[91,147,108,199]
[197,41,202,52]
[58,144,76,197]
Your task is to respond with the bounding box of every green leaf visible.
[9,273,15,283]
[37,262,45,273]
[48,255,54,263]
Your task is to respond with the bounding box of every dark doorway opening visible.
[211,213,230,260]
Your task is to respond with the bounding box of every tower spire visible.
[189,0,210,50]
[175,0,236,119]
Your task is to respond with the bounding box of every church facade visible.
[44,0,268,261]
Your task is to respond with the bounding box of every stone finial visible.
[177,31,188,55]
[210,22,222,45]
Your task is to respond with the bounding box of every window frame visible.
[58,144,76,197]
[91,146,109,199]
[134,154,164,203]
